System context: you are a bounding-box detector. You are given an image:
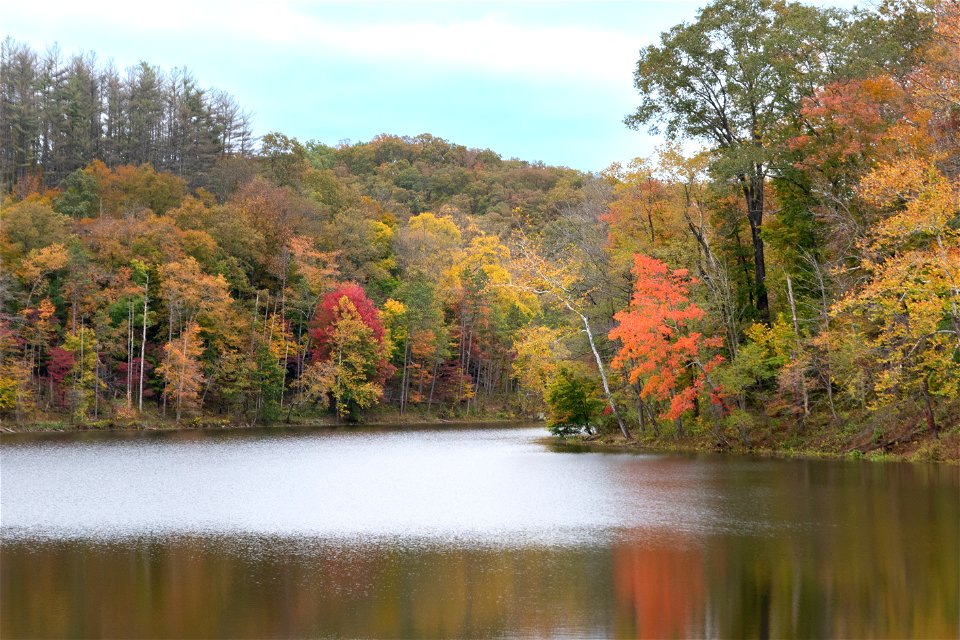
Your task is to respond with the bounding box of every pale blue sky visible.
[3,1,861,173]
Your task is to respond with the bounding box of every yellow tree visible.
[394,212,461,275]
[511,227,631,439]
[18,298,57,410]
[157,256,232,416]
[511,326,571,414]
[157,322,205,423]
[447,233,535,413]
[0,201,70,260]
[0,319,31,424]
[62,325,100,421]
[604,157,673,258]
[835,157,960,434]
[17,243,69,305]
[274,235,339,414]
[392,213,461,412]
[158,256,232,336]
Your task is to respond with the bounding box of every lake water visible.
[1,425,957,638]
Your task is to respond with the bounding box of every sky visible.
[3,0,861,173]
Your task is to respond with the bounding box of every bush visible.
[545,366,602,438]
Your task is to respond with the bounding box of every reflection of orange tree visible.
[612,539,705,639]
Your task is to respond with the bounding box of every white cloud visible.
[259,12,643,86]
[4,1,647,87]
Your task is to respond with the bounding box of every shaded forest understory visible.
[1,0,958,462]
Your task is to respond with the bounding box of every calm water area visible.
[1,424,957,638]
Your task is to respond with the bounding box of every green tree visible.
[62,325,99,421]
[0,39,41,189]
[545,366,603,438]
[251,341,286,423]
[54,169,101,218]
[624,0,914,323]
[259,132,308,189]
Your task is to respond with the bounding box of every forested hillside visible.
[1,0,957,459]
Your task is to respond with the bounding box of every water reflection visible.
[612,538,705,638]
[1,426,957,638]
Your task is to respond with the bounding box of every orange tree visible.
[610,254,727,437]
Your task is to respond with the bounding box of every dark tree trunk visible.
[923,379,938,438]
[744,176,770,325]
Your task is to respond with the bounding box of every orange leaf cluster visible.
[610,254,724,421]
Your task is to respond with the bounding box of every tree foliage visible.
[610,255,726,424]
[0,4,955,453]
[302,295,389,420]
[545,366,603,438]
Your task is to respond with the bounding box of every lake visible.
[1,424,957,638]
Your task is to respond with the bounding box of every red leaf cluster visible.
[309,283,388,366]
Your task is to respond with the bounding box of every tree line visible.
[0,0,957,458]
[0,38,254,193]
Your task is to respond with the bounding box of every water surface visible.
[2,425,957,638]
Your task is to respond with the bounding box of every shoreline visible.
[0,413,535,436]
[3,416,956,465]
[543,431,960,465]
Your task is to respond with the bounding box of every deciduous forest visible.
[1,0,957,459]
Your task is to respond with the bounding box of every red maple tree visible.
[610,254,726,421]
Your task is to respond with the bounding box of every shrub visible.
[545,366,602,438]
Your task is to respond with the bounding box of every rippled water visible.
[2,425,958,638]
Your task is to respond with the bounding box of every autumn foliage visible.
[0,2,957,453]
[610,255,725,421]
[302,293,392,419]
[311,284,387,366]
